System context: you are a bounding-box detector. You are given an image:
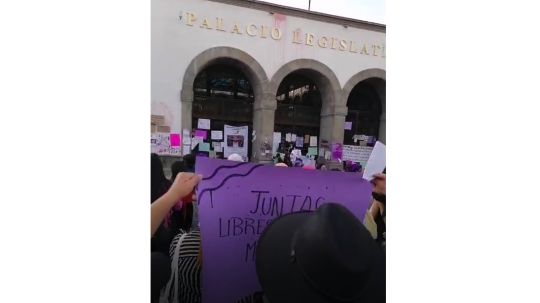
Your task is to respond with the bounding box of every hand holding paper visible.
[362,141,386,181]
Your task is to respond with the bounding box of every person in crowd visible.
[238,203,385,303]
[156,171,202,303]
[151,172,201,237]
[363,168,385,247]
[275,153,284,164]
[183,154,196,173]
[316,162,327,170]
[170,160,194,231]
[152,153,171,203]
[364,172,386,249]
[170,160,186,182]
[344,161,361,173]
[152,252,171,303]
[164,215,202,303]
[151,169,201,303]
[282,144,293,167]
[227,153,244,162]
[152,154,175,254]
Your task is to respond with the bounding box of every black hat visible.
[256,203,385,303]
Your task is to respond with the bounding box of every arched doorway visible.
[342,69,386,145]
[192,62,254,158]
[274,72,322,155]
[270,59,342,165]
[181,47,269,162]
[344,78,384,145]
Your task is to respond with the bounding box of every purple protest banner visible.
[195,157,373,303]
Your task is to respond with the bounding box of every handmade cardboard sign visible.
[195,158,373,303]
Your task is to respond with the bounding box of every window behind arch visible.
[344,80,382,145]
[192,64,254,123]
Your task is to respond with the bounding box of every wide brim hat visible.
[256,203,385,303]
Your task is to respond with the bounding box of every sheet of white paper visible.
[363,141,386,181]
[183,130,191,145]
[182,129,190,138]
[291,134,297,141]
[211,130,223,140]
[285,133,292,142]
[273,132,282,154]
[309,136,318,147]
[182,145,191,155]
[197,118,211,130]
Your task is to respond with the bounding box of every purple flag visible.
[195,158,373,303]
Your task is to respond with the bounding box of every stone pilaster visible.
[251,92,276,163]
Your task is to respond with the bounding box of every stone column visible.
[180,89,193,135]
[320,105,348,169]
[251,91,276,164]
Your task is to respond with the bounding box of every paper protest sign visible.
[198,118,211,130]
[362,141,386,181]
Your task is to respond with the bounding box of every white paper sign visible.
[223,124,248,158]
[342,145,373,165]
[309,136,318,147]
[151,134,158,154]
[155,132,170,155]
[182,129,191,145]
[363,141,386,181]
[212,141,222,152]
[273,132,282,154]
[197,118,211,130]
[285,133,292,142]
[182,145,191,156]
[211,130,223,140]
[291,134,297,141]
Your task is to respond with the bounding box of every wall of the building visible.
[151,0,385,133]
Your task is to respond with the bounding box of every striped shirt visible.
[168,228,202,303]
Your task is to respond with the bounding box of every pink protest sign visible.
[169,133,181,147]
[195,157,373,303]
[194,129,207,140]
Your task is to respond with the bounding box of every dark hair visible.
[151,153,171,203]
[170,160,187,182]
[177,203,194,231]
[183,154,196,172]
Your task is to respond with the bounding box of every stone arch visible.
[179,46,269,133]
[342,68,386,143]
[269,60,345,162]
[269,59,342,116]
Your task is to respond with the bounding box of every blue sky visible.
[263,0,385,24]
